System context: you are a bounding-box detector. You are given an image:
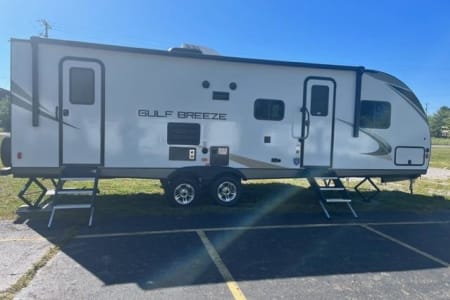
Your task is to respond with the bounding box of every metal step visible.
[307,176,358,219]
[52,203,92,210]
[60,177,97,181]
[48,203,95,228]
[56,189,95,196]
[325,198,352,203]
[320,187,345,191]
[48,170,99,228]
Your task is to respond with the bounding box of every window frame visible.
[253,99,285,121]
[310,85,330,117]
[360,100,392,129]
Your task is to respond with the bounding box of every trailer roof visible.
[18,37,364,72]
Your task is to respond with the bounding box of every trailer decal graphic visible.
[389,85,428,122]
[229,154,286,169]
[336,119,392,159]
[367,72,427,122]
[138,109,227,120]
[11,81,79,129]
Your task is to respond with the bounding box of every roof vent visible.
[168,47,203,55]
[168,43,220,56]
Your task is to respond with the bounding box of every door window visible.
[310,85,329,116]
[69,67,95,105]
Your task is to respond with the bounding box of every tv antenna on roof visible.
[37,19,52,38]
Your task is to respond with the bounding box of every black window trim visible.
[253,98,285,121]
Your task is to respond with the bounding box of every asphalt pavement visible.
[2,211,450,299]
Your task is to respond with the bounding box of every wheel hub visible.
[217,181,237,202]
[174,183,195,205]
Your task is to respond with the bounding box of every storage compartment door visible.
[395,147,425,166]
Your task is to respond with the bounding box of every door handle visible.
[304,107,311,140]
[63,109,69,117]
[55,106,59,120]
[298,107,311,141]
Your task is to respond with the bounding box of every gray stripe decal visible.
[389,85,428,122]
[366,73,427,123]
[229,154,286,169]
[11,91,79,130]
[11,81,52,114]
[337,118,392,160]
[367,72,408,89]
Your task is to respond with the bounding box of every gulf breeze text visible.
[138,109,227,120]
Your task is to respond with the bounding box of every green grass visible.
[432,137,450,145]
[430,147,450,169]
[0,176,449,221]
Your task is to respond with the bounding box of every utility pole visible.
[37,19,52,38]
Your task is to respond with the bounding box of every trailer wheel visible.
[0,136,11,168]
[168,178,198,206]
[210,176,241,206]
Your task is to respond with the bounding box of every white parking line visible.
[197,230,247,300]
[361,224,449,268]
[74,220,450,240]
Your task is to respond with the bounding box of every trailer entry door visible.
[302,78,335,167]
[60,59,104,165]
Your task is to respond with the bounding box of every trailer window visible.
[70,67,95,105]
[167,123,201,145]
[360,100,391,129]
[311,85,329,116]
[254,99,285,121]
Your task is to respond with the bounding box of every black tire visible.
[210,176,241,206]
[160,179,169,191]
[1,136,11,168]
[167,177,199,207]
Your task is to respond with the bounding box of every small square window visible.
[254,99,285,121]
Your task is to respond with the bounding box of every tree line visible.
[429,106,450,138]
[0,88,9,131]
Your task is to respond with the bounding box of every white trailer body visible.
[5,37,430,185]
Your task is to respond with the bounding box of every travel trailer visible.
[1,37,430,224]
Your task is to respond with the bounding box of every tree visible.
[0,93,10,132]
[429,106,450,137]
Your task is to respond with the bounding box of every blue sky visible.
[1,0,449,113]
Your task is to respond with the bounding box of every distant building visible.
[440,126,449,138]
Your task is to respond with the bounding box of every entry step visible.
[52,203,92,210]
[60,177,97,181]
[325,198,352,203]
[56,189,95,196]
[320,187,345,191]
